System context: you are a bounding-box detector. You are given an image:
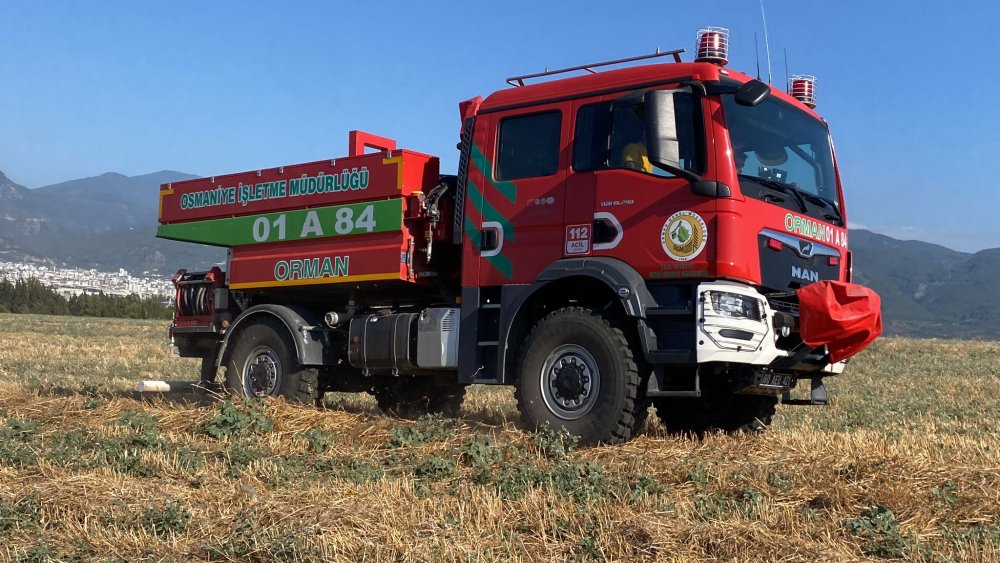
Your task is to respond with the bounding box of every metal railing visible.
[506,48,685,87]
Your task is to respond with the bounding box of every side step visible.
[646,349,694,364]
[641,300,697,366]
[645,305,693,318]
[645,367,701,398]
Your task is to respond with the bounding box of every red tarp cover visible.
[797,281,882,363]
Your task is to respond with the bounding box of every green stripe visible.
[464,146,515,279]
[464,218,513,279]
[156,199,402,247]
[470,144,517,203]
[487,251,513,279]
[467,181,514,243]
[463,217,481,249]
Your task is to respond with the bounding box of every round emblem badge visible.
[660,211,707,261]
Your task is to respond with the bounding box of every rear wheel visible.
[373,376,466,419]
[515,307,645,445]
[223,318,319,404]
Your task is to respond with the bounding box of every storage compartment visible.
[156,132,441,291]
[417,308,460,368]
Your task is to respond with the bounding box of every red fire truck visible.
[158,28,881,444]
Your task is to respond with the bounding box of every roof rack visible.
[506,48,685,87]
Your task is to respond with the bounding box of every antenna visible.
[754,33,761,80]
[759,0,773,84]
[784,48,789,91]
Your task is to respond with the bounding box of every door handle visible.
[480,221,503,257]
[593,219,617,244]
[592,212,622,250]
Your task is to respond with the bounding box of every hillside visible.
[0,172,48,239]
[851,230,1000,339]
[0,171,31,201]
[31,170,192,210]
[0,170,222,273]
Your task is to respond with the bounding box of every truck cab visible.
[159,28,880,445]
[451,37,876,441]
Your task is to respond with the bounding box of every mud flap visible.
[782,377,828,406]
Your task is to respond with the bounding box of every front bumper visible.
[694,280,845,376]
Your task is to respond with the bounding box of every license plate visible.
[755,372,794,389]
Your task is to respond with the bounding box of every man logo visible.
[798,241,814,257]
[791,265,820,283]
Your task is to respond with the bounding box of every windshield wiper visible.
[738,174,844,226]
[799,193,844,226]
[738,174,807,213]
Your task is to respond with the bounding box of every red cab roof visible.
[477,61,822,120]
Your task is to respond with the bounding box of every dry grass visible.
[0,313,998,562]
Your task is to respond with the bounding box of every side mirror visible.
[735,79,771,106]
[644,90,700,183]
[645,90,681,170]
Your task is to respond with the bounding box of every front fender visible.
[496,258,657,383]
[533,257,656,317]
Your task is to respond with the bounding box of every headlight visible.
[708,291,763,321]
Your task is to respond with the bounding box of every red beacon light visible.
[695,27,730,65]
[788,74,817,108]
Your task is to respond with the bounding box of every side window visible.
[573,103,612,172]
[671,92,700,174]
[609,102,657,173]
[573,92,700,177]
[496,111,562,181]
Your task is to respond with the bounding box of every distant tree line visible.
[0,278,172,320]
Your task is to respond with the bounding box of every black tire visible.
[373,376,466,419]
[223,318,319,404]
[515,307,644,446]
[654,392,777,436]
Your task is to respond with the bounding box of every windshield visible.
[724,96,840,208]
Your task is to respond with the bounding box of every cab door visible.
[567,88,716,280]
[468,104,570,286]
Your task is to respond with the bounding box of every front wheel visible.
[223,318,319,404]
[515,307,645,445]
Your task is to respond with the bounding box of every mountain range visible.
[848,230,1000,339]
[0,170,222,274]
[0,169,996,339]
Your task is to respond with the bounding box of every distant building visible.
[0,260,173,300]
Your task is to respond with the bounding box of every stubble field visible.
[0,313,998,562]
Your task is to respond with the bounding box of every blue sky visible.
[1,1,998,252]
